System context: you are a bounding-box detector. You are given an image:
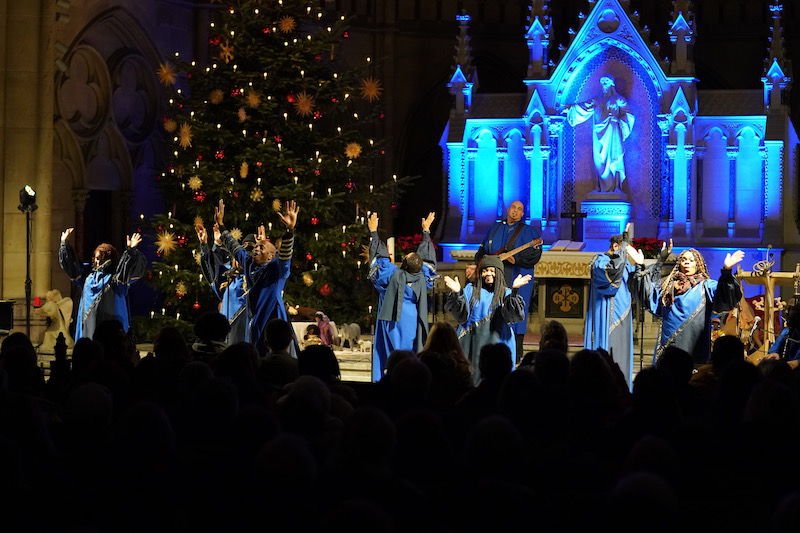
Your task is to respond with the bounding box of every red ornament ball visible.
[215,150,225,160]
[194,191,207,202]
[262,27,271,34]
[314,54,321,61]
[256,161,263,167]
[390,202,398,210]
[343,31,349,39]
[340,242,347,249]
[319,283,332,297]
[305,252,313,261]
[192,301,202,310]
[287,94,296,103]
[310,217,319,225]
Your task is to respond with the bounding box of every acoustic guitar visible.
[497,238,543,262]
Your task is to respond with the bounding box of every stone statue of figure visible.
[565,75,635,192]
[35,289,74,352]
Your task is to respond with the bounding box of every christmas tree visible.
[150,0,408,327]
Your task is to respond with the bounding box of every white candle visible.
[387,237,395,261]
[314,232,319,241]
[314,262,318,271]
[268,222,272,231]
[150,311,154,319]
[342,250,346,258]
[357,260,361,268]
[327,187,332,196]
[161,308,166,316]
[342,225,346,233]
[176,312,180,321]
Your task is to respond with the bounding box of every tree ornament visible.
[188,175,203,190]
[344,179,355,192]
[278,16,296,33]
[215,150,225,159]
[240,162,249,178]
[272,199,282,211]
[209,89,224,104]
[179,123,193,149]
[157,63,177,86]
[305,252,314,261]
[155,231,178,256]
[192,300,202,310]
[230,228,243,241]
[360,77,383,102]
[294,92,314,116]
[287,94,296,103]
[193,215,204,227]
[175,282,188,298]
[237,107,249,122]
[193,190,207,202]
[250,188,264,202]
[319,283,332,297]
[344,142,362,159]
[302,272,314,286]
[310,216,319,225]
[163,118,178,133]
[219,41,234,63]
[246,91,261,108]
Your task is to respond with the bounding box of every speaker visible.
[0,300,14,332]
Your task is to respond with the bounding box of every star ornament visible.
[188,175,203,190]
[219,42,234,64]
[294,92,314,116]
[345,142,362,159]
[157,63,177,86]
[230,228,243,241]
[237,107,249,122]
[360,77,383,102]
[250,188,264,202]
[156,231,178,256]
[175,281,188,298]
[163,118,178,133]
[246,90,261,108]
[209,89,224,105]
[278,16,296,33]
[179,123,193,149]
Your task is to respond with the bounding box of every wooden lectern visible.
[735,263,800,362]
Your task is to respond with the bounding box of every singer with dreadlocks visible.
[368,211,438,382]
[632,240,744,365]
[195,220,256,345]
[444,256,531,384]
[59,227,147,340]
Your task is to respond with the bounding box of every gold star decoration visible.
[345,142,362,159]
[240,162,249,178]
[250,188,264,202]
[272,199,282,211]
[188,176,203,190]
[163,118,178,133]
[219,42,234,64]
[179,123,192,149]
[278,16,296,33]
[175,281,188,298]
[194,251,202,265]
[302,272,314,287]
[237,107,249,122]
[155,231,177,256]
[360,77,383,102]
[193,216,204,227]
[246,90,261,108]
[294,91,314,116]
[209,89,224,105]
[230,228,243,241]
[157,63,177,86]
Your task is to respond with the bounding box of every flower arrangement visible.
[630,237,665,259]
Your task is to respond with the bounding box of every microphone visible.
[749,316,761,337]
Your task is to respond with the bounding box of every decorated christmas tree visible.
[149,0,407,327]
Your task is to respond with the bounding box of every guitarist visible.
[474,200,542,362]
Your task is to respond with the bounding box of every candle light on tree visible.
[314,262,318,271]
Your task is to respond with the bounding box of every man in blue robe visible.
[766,304,800,369]
[368,211,437,382]
[216,199,299,357]
[444,256,531,384]
[637,241,744,365]
[474,200,542,363]
[584,230,641,387]
[196,221,254,345]
[59,228,147,341]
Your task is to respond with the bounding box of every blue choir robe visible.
[369,230,437,382]
[475,220,542,335]
[221,230,294,357]
[59,243,147,340]
[769,327,800,361]
[199,243,248,344]
[445,284,525,384]
[584,245,638,387]
[644,266,741,365]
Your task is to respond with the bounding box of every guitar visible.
[497,238,543,262]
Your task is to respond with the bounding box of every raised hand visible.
[214,199,225,226]
[195,223,207,244]
[277,200,299,230]
[512,274,532,289]
[658,238,673,261]
[627,246,645,265]
[257,224,267,243]
[367,212,379,233]
[723,249,745,270]
[212,223,222,245]
[421,212,436,232]
[60,228,74,244]
[127,232,142,249]
[443,275,461,293]
[464,264,477,281]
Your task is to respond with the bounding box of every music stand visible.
[18,185,38,338]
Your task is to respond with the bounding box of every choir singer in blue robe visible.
[59,227,146,341]
[583,227,642,387]
[368,211,437,382]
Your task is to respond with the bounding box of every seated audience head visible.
[656,345,694,386]
[478,343,513,382]
[265,318,293,352]
[154,326,191,364]
[194,311,230,342]
[299,344,341,382]
[711,335,746,373]
[539,320,569,354]
[532,348,570,387]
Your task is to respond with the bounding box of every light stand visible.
[18,185,38,338]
